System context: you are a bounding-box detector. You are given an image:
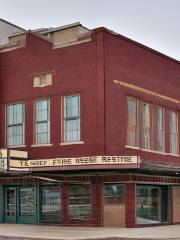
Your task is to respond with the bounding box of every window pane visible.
[104,184,124,204]
[37,122,48,134]
[20,187,36,216]
[64,95,79,118]
[157,107,164,152]
[36,133,49,144]
[64,119,80,142]
[170,111,178,154]
[35,99,50,144]
[63,95,80,142]
[136,185,168,224]
[7,103,24,146]
[127,98,137,146]
[7,105,13,125]
[41,186,61,223]
[36,110,48,122]
[142,103,151,149]
[68,185,91,219]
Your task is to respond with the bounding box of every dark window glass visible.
[68,185,91,219]
[41,186,61,223]
[136,185,168,224]
[104,184,124,204]
[5,188,16,216]
[19,187,36,216]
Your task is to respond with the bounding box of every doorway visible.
[4,186,37,224]
[136,185,169,225]
[103,183,125,227]
[4,187,16,223]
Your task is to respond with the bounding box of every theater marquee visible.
[9,156,140,170]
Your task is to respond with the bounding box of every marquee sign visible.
[9,156,140,170]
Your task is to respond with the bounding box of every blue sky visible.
[0,0,179,60]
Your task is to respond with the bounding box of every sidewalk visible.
[0,224,179,240]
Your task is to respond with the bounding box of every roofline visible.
[0,18,25,31]
[94,27,179,64]
[41,22,90,34]
[9,22,90,38]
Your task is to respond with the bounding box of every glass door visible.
[4,187,16,223]
[136,185,162,224]
[18,186,36,224]
[41,186,61,223]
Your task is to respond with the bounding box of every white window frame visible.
[62,94,80,143]
[34,98,50,144]
[127,97,138,147]
[6,102,25,147]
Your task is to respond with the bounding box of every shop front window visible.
[41,186,61,223]
[104,184,124,204]
[19,187,36,216]
[6,188,16,216]
[136,185,168,224]
[68,185,91,219]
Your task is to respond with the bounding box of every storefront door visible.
[103,184,125,227]
[4,187,16,223]
[136,185,169,225]
[4,186,37,224]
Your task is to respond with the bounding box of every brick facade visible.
[0,23,180,227]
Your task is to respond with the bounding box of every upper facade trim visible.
[114,79,180,105]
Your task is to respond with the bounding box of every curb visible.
[0,236,179,240]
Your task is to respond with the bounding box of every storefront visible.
[2,183,61,224]
[0,173,179,227]
[0,151,179,227]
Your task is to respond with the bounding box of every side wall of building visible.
[104,30,180,165]
[0,20,22,45]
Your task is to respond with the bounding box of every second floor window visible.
[170,111,178,154]
[35,99,50,144]
[157,106,164,152]
[127,98,138,147]
[142,103,151,149]
[7,103,24,147]
[63,95,80,142]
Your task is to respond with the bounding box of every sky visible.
[0,0,179,60]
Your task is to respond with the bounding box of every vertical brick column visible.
[168,186,173,224]
[125,182,136,227]
[61,182,68,225]
[91,177,103,227]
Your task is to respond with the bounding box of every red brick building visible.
[0,20,180,227]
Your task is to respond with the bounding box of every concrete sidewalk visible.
[0,224,179,240]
